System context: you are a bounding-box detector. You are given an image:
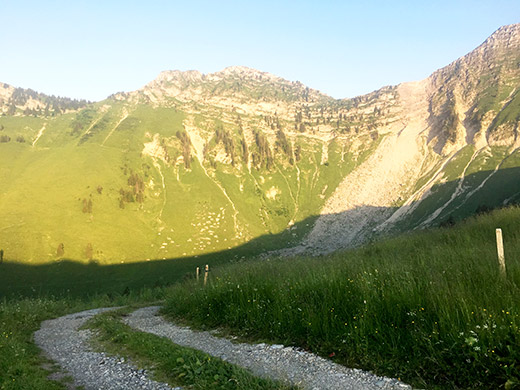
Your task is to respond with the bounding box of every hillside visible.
[296,23,520,254]
[0,24,519,262]
[164,205,520,389]
[0,82,88,117]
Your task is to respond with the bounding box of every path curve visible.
[125,306,411,390]
[35,306,411,390]
[34,307,175,390]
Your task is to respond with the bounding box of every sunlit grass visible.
[164,206,520,389]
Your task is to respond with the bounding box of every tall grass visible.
[164,207,520,389]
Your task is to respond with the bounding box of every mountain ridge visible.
[2,24,519,110]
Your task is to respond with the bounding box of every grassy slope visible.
[0,101,372,263]
[392,146,520,232]
[1,206,519,389]
[163,206,520,389]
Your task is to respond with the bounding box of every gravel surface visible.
[34,307,177,390]
[125,306,412,390]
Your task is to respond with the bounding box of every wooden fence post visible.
[196,267,200,282]
[496,228,506,276]
[204,264,209,286]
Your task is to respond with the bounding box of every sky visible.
[1,0,518,102]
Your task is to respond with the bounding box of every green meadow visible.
[2,206,519,389]
[0,102,372,263]
[163,206,520,389]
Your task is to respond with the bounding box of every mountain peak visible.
[488,23,520,39]
[151,66,277,85]
[214,66,278,80]
[479,23,520,52]
[218,65,261,74]
[131,65,330,109]
[155,69,203,83]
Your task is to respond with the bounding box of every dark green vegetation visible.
[87,309,293,390]
[1,84,88,116]
[164,206,520,389]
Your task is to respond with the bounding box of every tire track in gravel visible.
[124,306,412,390]
[34,307,174,390]
[35,306,412,390]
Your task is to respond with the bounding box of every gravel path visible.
[34,307,176,390]
[124,306,412,390]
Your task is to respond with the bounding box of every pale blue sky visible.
[1,1,518,101]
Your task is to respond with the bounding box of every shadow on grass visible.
[0,215,319,299]
[2,166,520,299]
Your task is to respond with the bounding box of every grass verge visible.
[163,206,520,389]
[0,287,164,390]
[86,309,295,390]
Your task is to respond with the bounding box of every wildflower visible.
[465,336,478,346]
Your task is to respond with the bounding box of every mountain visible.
[0,83,88,116]
[0,24,519,263]
[295,23,520,254]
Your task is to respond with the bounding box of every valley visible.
[1,2,519,387]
